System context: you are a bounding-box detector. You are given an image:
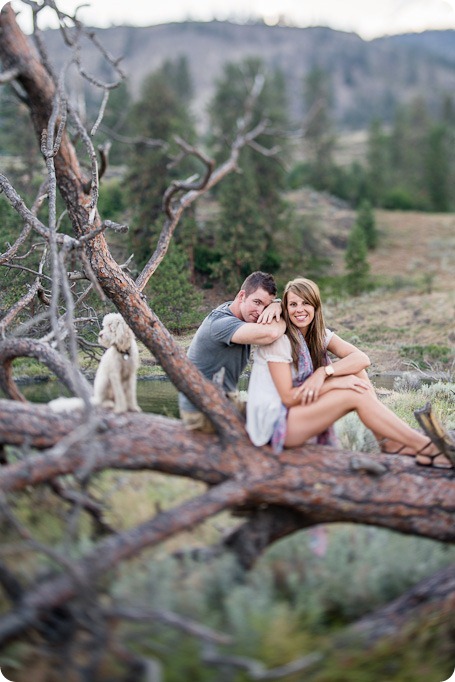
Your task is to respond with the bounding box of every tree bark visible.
[0,400,453,543]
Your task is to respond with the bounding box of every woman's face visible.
[286,290,315,334]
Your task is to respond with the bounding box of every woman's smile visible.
[287,291,315,330]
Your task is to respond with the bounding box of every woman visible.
[247,277,451,467]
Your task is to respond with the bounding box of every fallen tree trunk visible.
[1,400,453,543]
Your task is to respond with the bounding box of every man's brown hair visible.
[240,271,277,298]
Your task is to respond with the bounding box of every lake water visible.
[13,378,180,417]
[6,372,433,417]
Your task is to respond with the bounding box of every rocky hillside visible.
[41,21,455,131]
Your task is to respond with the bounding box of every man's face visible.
[238,287,275,323]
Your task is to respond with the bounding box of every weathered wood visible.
[0,479,248,647]
[0,400,453,543]
[0,338,92,401]
[415,402,455,466]
[1,3,454,665]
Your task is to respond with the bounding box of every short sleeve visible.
[210,312,245,345]
[324,328,334,349]
[257,334,292,363]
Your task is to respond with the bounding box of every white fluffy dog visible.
[49,313,141,414]
[93,313,141,413]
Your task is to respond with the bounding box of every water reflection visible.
[15,378,180,417]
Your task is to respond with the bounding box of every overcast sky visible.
[6,0,455,40]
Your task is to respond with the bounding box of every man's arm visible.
[230,319,286,345]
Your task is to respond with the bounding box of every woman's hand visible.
[293,371,371,403]
[257,301,282,324]
[334,375,371,393]
[293,368,326,404]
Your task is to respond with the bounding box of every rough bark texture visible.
[1,400,454,543]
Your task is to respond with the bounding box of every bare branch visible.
[0,65,20,83]
[0,340,92,401]
[0,173,79,248]
[0,182,48,265]
[135,115,275,291]
[106,605,232,645]
[0,279,41,339]
[0,480,247,647]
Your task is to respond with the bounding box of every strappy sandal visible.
[378,438,408,455]
[415,440,453,469]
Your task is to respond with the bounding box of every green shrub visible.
[193,243,222,276]
[382,188,417,210]
[399,344,453,369]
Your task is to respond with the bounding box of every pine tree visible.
[345,224,370,296]
[425,123,451,212]
[366,119,389,206]
[0,86,43,194]
[356,199,378,250]
[124,65,197,267]
[208,58,290,286]
[146,243,203,333]
[302,67,336,190]
[99,81,133,166]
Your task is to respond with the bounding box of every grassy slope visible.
[328,208,455,373]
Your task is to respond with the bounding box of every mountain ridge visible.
[41,21,455,131]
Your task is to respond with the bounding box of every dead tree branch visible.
[0,340,92,400]
[0,479,247,647]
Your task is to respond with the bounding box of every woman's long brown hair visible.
[282,278,327,370]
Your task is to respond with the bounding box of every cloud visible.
[389,0,455,33]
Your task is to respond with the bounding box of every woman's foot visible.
[415,440,453,468]
[378,438,414,456]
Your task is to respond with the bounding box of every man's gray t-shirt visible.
[178,302,249,413]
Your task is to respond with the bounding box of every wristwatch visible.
[324,364,334,377]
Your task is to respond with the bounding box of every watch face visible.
[325,365,334,376]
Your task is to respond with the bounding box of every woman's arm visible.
[269,359,371,408]
[269,334,371,407]
[271,333,371,405]
[268,361,302,408]
[326,334,371,375]
[295,334,371,402]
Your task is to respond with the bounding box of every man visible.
[179,271,285,432]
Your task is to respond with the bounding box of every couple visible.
[179,271,451,468]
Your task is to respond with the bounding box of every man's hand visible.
[257,301,282,324]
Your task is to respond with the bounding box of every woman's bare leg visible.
[284,387,451,466]
[357,370,406,453]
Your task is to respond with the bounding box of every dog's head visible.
[98,313,134,353]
